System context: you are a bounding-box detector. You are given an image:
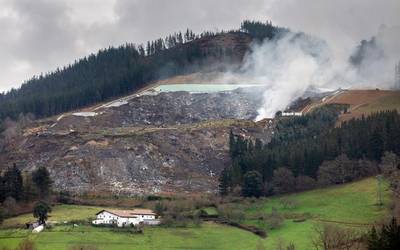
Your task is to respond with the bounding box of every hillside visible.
[325,89,400,122]
[303,89,400,123]
[0,31,252,122]
[1,1,400,247]
[0,178,391,249]
[0,83,272,194]
[0,19,288,124]
[1,82,399,195]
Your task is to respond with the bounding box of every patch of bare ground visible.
[327,90,400,123]
[303,89,400,124]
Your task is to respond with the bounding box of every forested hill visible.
[0,21,285,124]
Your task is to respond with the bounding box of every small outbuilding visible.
[92,209,160,227]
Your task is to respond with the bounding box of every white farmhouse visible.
[92,209,160,227]
[282,112,303,117]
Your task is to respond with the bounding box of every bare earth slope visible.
[325,89,400,122]
[303,89,400,123]
[0,87,271,195]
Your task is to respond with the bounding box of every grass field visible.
[356,94,400,114]
[245,178,391,249]
[0,223,260,250]
[1,205,109,228]
[0,178,392,250]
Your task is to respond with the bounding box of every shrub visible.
[313,224,363,250]
[57,191,72,204]
[264,208,284,230]
[153,201,166,216]
[161,214,190,228]
[275,238,296,250]
[217,204,245,223]
[2,196,18,216]
[146,195,162,201]
[279,197,298,209]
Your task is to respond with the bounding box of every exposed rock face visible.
[54,87,264,129]
[0,87,272,195]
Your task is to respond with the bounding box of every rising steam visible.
[223,25,400,120]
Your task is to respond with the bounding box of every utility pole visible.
[395,61,400,89]
[376,175,383,206]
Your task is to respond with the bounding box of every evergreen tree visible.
[0,175,3,202]
[0,22,284,124]
[146,41,151,55]
[185,28,190,42]
[218,168,231,196]
[0,207,3,225]
[138,44,145,56]
[22,172,38,201]
[220,107,400,196]
[242,171,263,197]
[370,128,384,161]
[177,32,183,44]
[32,167,52,198]
[2,164,23,201]
[33,201,51,225]
[229,130,236,158]
[367,217,400,250]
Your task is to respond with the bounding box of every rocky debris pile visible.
[54,87,264,129]
[1,119,270,195]
[0,86,273,195]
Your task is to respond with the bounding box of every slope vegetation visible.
[0,178,391,250]
[0,30,254,122]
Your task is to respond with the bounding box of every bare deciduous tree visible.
[2,117,20,144]
[272,167,296,194]
[312,224,363,250]
[380,152,400,191]
[295,175,316,191]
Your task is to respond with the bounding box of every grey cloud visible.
[0,0,399,92]
[9,0,77,65]
[268,0,400,56]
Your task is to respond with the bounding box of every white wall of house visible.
[138,214,156,220]
[92,211,158,227]
[282,112,302,116]
[116,217,140,227]
[93,211,119,224]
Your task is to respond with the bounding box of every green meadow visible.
[245,178,391,249]
[0,178,391,250]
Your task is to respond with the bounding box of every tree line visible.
[0,20,283,127]
[0,165,52,221]
[219,107,400,197]
[240,20,287,41]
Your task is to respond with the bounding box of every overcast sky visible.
[0,0,399,92]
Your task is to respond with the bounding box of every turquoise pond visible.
[152,84,261,93]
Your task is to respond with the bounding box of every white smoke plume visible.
[225,25,400,120]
